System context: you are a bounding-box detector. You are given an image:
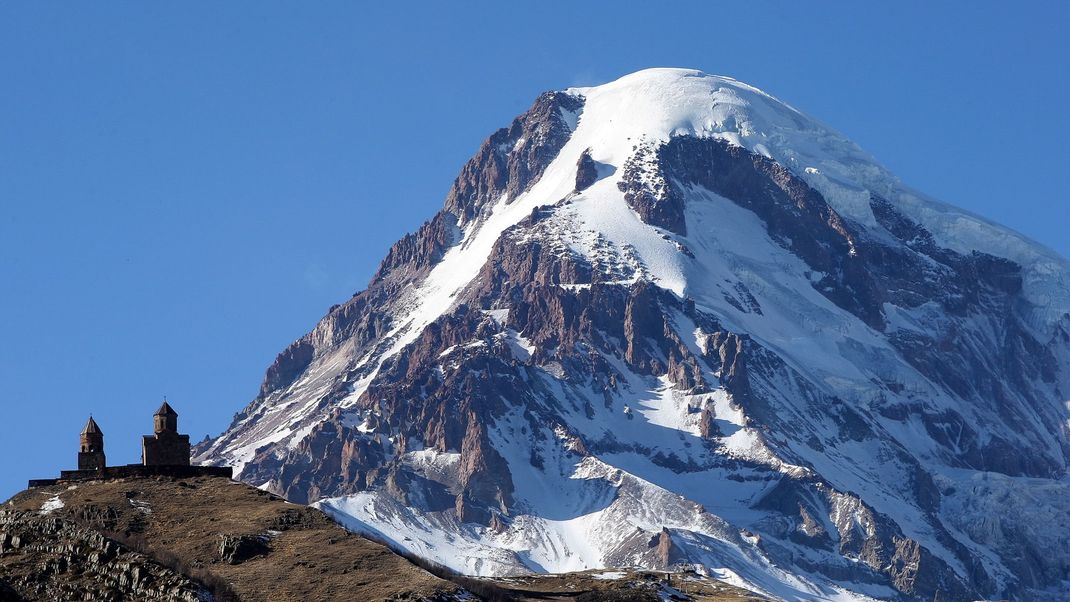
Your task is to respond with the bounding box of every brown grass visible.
[8,476,458,602]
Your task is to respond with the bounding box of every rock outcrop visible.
[0,511,205,601]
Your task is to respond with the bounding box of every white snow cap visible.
[567,68,857,163]
[567,68,1070,333]
[566,68,883,187]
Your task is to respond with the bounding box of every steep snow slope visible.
[198,69,1070,602]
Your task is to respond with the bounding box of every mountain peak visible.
[198,71,1070,601]
[564,68,1070,332]
[563,67,827,167]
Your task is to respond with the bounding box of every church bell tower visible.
[78,416,106,471]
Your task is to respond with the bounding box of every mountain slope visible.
[197,69,1070,602]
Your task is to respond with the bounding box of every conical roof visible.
[81,416,102,435]
[155,401,178,416]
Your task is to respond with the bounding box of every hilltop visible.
[2,475,461,601]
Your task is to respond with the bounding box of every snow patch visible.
[39,494,63,514]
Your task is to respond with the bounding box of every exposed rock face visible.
[575,149,600,191]
[618,144,684,235]
[0,511,205,601]
[196,69,1070,602]
[217,533,269,565]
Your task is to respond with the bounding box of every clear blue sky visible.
[2,2,1067,498]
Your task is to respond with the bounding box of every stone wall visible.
[29,465,232,488]
[142,432,191,467]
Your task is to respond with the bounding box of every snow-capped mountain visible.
[197,69,1070,601]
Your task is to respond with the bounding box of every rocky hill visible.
[1,475,760,601]
[2,475,463,601]
[195,68,1070,601]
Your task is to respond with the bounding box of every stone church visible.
[142,401,191,466]
[29,400,230,488]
